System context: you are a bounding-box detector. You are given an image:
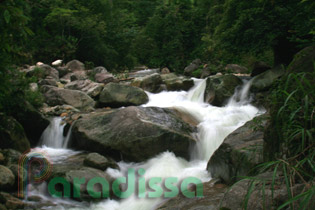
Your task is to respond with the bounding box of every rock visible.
[225,64,248,74]
[49,163,114,201]
[201,66,211,78]
[0,149,21,166]
[29,83,39,92]
[157,180,227,210]
[37,64,59,80]
[38,78,58,87]
[99,83,149,108]
[71,106,196,161]
[131,73,163,93]
[250,66,285,92]
[65,80,104,98]
[83,153,119,171]
[51,59,62,67]
[161,67,170,74]
[0,114,30,153]
[66,60,85,72]
[219,174,307,210]
[40,104,80,116]
[184,59,202,76]
[129,69,160,78]
[36,62,44,66]
[251,61,271,77]
[56,66,70,78]
[12,101,50,146]
[287,45,315,74]
[161,73,194,91]
[207,114,268,184]
[93,66,108,74]
[70,70,88,81]
[204,74,242,106]
[41,86,95,111]
[94,72,114,84]
[0,192,25,209]
[0,166,15,190]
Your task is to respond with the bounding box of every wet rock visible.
[83,153,119,171]
[0,166,15,190]
[131,73,163,93]
[0,149,21,166]
[99,83,149,108]
[41,85,95,111]
[207,114,268,184]
[70,71,88,81]
[204,74,242,106]
[71,106,196,162]
[66,60,85,72]
[0,114,30,153]
[161,73,194,91]
[65,80,104,98]
[250,66,285,92]
[40,104,80,116]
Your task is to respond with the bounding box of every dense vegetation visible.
[1,0,314,72]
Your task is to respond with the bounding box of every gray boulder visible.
[71,106,196,162]
[204,74,242,106]
[161,73,194,91]
[99,83,149,107]
[251,61,271,77]
[0,165,15,190]
[131,73,163,93]
[287,45,315,74]
[41,86,95,111]
[184,59,202,76]
[207,114,267,184]
[250,66,285,92]
[94,72,114,84]
[225,64,248,74]
[83,153,119,171]
[93,66,108,74]
[0,114,30,153]
[66,60,85,72]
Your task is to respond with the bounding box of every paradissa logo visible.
[19,150,204,199]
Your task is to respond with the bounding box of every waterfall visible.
[39,117,73,149]
[227,79,253,106]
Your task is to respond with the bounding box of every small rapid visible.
[29,77,263,210]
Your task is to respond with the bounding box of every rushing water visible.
[29,77,263,210]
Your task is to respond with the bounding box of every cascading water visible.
[39,117,72,149]
[30,77,263,210]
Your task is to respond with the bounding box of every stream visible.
[27,77,263,210]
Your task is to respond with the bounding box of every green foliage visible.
[191,67,203,78]
[231,70,315,209]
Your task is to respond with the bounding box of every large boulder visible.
[250,66,285,92]
[161,73,194,91]
[287,45,315,74]
[131,73,163,93]
[93,66,108,74]
[251,61,271,77]
[94,72,115,84]
[157,180,227,210]
[184,59,202,76]
[0,166,15,191]
[65,60,85,72]
[65,80,104,98]
[0,114,30,153]
[41,86,95,111]
[207,114,267,184]
[225,64,248,74]
[71,106,196,162]
[83,153,119,171]
[204,74,242,106]
[12,101,50,146]
[99,83,149,107]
